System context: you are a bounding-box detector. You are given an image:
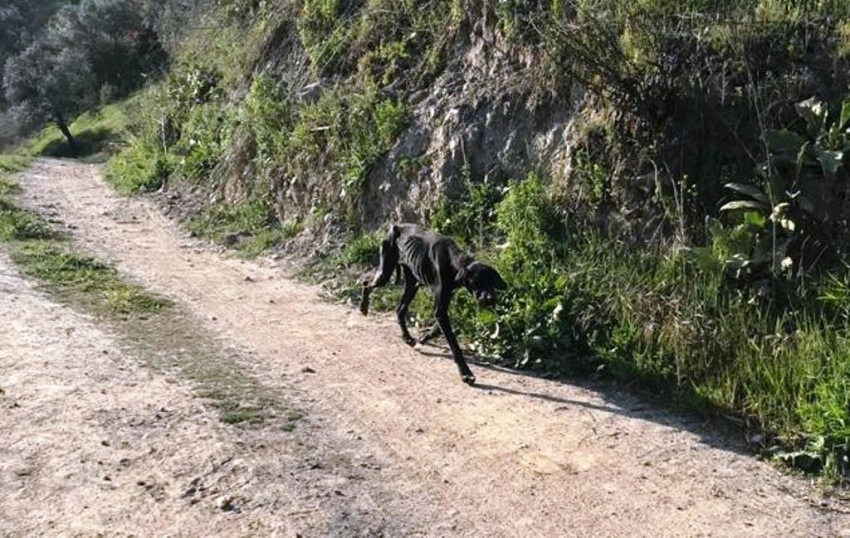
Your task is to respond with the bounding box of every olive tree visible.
[2,0,167,152]
[49,0,167,97]
[3,39,97,151]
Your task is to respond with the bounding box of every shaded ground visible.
[2,158,849,537]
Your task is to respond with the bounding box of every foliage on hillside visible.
[96,0,850,481]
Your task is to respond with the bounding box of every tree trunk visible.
[54,117,76,155]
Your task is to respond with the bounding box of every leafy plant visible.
[430,168,503,250]
[715,182,798,278]
[765,96,850,226]
[244,73,293,171]
[714,95,850,279]
[437,173,573,369]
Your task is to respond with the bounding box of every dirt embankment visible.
[1,158,848,537]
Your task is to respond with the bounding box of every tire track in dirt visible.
[12,158,850,537]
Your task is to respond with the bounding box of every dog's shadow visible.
[416,345,618,413]
[413,344,748,454]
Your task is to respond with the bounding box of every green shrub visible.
[107,144,174,194]
[297,0,352,73]
[187,199,270,237]
[0,155,31,175]
[340,230,384,267]
[244,74,293,171]
[430,170,502,250]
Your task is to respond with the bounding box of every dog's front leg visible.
[434,286,475,385]
[396,266,419,346]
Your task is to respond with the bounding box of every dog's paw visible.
[403,335,417,347]
[417,332,438,346]
[359,300,369,316]
[461,373,476,385]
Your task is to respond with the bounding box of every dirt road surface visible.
[1,158,848,537]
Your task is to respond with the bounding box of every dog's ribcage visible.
[397,232,440,290]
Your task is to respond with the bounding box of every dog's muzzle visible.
[475,291,496,308]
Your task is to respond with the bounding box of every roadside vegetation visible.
[6,0,850,481]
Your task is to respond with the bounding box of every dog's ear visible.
[389,223,401,239]
[493,270,508,290]
[479,264,506,290]
[457,259,482,287]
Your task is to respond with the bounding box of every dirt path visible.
[3,158,848,537]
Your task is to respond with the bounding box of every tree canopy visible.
[1,0,167,150]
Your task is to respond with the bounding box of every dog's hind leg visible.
[396,266,419,346]
[360,238,399,315]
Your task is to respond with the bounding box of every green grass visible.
[0,154,166,317]
[0,154,31,175]
[28,100,133,160]
[0,155,54,241]
[106,144,173,194]
[238,222,303,257]
[10,241,169,315]
[0,200,58,241]
[182,196,303,256]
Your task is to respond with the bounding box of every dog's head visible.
[459,261,507,308]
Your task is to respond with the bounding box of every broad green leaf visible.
[720,200,765,211]
[816,149,843,178]
[477,309,498,324]
[840,98,850,130]
[767,129,808,155]
[724,182,769,204]
[743,211,766,227]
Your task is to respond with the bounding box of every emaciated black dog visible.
[360,223,507,385]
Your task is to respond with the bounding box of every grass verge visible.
[0,156,298,428]
[184,199,302,256]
